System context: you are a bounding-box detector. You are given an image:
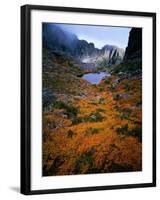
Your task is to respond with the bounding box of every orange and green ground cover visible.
[42,50,142,176]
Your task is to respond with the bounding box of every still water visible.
[82,72,110,84]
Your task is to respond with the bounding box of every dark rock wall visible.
[124,28,142,61]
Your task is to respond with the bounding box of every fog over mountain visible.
[43,24,125,67]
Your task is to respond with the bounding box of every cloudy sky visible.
[57,23,131,49]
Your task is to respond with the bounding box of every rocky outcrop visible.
[43,88,56,109]
[111,28,142,75]
[124,28,142,61]
[73,39,100,63]
[43,24,124,67]
[96,45,124,66]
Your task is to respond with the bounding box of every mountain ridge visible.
[43,23,125,67]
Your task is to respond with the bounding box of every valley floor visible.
[42,50,142,176]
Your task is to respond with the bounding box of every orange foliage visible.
[43,74,142,175]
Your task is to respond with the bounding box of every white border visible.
[31,10,153,190]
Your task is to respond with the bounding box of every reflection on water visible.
[82,72,110,84]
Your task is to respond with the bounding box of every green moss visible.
[111,60,142,75]
[116,107,132,114]
[108,162,133,172]
[54,101,66,109]
[123,83,132,91]
[65,104,79,118]
[89,111,104,122]
[52,100,79,118]
[128,127,142,142]
[86,127,104,135]
[104,77,112,84]
[74,149,95,174]
[116,124,129,135]
[99,86,104,92]
[72,111,104,125]
[117,113,130,120]
[116,124,142,142]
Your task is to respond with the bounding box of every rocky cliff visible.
[111,27,142,75]
[124,28,142,61]
[43,23,124,67]
[96,45,124,66]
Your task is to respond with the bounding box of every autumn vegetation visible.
[42,48,142,176]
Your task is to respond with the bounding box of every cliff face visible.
[111,28,142,75]
[76,44,124,65]
[43,23,124,66]
[124,28,142,61]
[98,45,124,66]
